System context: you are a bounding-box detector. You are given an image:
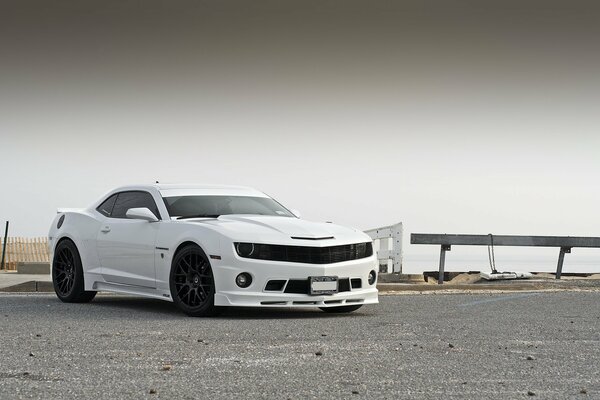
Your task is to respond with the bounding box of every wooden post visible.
[19,237,25,270]
[0,221,8,270]
[392,223,403,273]
[9,236,14,270]
[6,236,11,269]
[24,238,29,263]
[37,237,43,262]
[379,236,389,273]
[16,237,21,271]
[33,238,38,262]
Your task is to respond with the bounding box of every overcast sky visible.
[1,0,600,271]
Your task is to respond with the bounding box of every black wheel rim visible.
[53,246,76,296]
[174,250,213,307]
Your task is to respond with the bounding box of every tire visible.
[170,244,222,317]
[319,305,363,313]
[52,239,97,303]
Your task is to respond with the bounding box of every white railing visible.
[364,222,403,273]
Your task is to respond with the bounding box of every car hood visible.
[181,215,371,245]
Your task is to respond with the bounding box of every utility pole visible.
[1,221,8,270]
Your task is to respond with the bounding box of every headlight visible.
[235,242,255,257]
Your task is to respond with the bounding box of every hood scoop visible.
[291,236,335,240]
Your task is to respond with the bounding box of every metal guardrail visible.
[411,233,600,284]
[365,223,403,273]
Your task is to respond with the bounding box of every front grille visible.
[338,278,350,292]
[284,278,352,294]
[235,242,373,264]
[265,280,286,291]
[284,279,309,294]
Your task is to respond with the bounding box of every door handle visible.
[100,226,111,233]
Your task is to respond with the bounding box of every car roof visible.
[110,183,268,198]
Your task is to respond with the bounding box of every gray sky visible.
[2,0,600,271]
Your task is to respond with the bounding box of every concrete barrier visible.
[17,262,50,274]
[0,281,54,292]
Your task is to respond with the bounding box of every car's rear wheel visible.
[170,244,222,317]
[319,304,363,313]
[52,239,97,303]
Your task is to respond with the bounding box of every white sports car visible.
[48,184,378,316]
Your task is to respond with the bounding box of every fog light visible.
[368,270,377,285]
[236,273,252,288]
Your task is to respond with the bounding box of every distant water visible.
[400,253,600,274]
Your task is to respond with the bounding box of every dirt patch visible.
[448,273,482,284]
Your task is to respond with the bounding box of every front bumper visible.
[212,252,379,308]
[215,288,378,308]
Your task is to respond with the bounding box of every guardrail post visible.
[1,221,8,270]
[438,244,451,284]
[555,247,571,280]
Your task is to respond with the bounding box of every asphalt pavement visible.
[0,292,598,399]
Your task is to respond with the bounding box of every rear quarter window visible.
[96,194,118,217]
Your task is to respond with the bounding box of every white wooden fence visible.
[365,222,403,273]
[0,237,50,271]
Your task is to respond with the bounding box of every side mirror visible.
[126,208,159,222]
[290,209,301,219]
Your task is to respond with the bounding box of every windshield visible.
[162,195,295,219]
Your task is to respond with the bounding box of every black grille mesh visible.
[236,242,373,264]
[351,278,362,289]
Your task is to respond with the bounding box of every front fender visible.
[154,222,223,291]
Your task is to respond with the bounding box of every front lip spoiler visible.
[214,288,379,307]
[290,236,335,240]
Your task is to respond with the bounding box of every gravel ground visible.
[0,292,598,399]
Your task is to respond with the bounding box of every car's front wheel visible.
[52,239,97,303]
[170,244,222,317]
[319,305,363,313]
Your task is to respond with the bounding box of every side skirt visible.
[93,281,173,302]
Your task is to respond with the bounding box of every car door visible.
[96,191,161,288]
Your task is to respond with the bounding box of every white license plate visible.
[310,276,338,295]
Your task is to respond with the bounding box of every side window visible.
[96,194,118,217]
[111,191,161,220]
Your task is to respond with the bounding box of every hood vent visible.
[291,236,334,240]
